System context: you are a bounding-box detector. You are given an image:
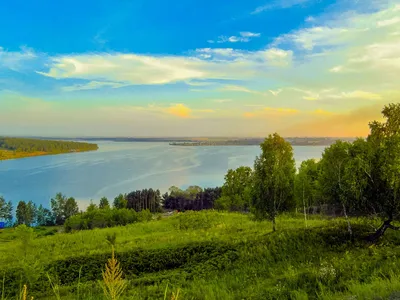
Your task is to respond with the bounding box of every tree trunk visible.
[342,203,352,236]
[272,217,276,232]
[303,181,307,228]
[367,219,400,242]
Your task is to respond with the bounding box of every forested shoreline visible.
[0,137,98,160]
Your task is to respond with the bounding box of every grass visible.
[1,211,400,299]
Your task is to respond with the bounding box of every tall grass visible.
[0,211,399,299]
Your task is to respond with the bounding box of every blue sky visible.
[0,0,399,137]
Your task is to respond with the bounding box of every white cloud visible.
[328,90,382,100]
[220,85,266,96]
[251,0,311,14]
[329,65,343,73]
[38,47,293,86]
[269,89,282,96]
[0,46,36,71]
[208,32,261,43]
[213,99,233,103]
[377,17,400,27]
[62,81,128,92]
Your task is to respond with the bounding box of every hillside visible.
[1,211,400,299]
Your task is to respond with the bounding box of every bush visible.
[64,209,139,232]
[172,211,220,230]
[138,209,152,222]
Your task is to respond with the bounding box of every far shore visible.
[0,149,98,161]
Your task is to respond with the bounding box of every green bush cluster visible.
[171,210,220,230]
[64,209,139,232]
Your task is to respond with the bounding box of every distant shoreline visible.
[0,149,98,161]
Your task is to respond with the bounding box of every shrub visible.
[172,211,219,230]
[64,209,139,232]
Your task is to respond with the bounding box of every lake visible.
[0,142,326,208]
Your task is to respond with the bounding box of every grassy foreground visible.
[1,211,400,299]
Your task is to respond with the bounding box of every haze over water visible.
[0,142,326,208]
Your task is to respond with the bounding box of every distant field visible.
[2,211,400,299]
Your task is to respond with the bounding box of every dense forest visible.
[0,137,98,153]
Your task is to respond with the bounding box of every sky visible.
[0,0,399,137]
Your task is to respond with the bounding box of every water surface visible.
[0,142,326,207]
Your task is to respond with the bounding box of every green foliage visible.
[113,194,127,209]
[252,133,296,229]
[137,209,152,222]
[0,137,98,153]
[0,196,13,223]
[51,193,79,225]
[216,166,253,211]
[64,209,138,232]
[16,201,36,226]
[99,197,110,210]
[172,211,219,230]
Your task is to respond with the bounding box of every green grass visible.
[1,211,400,299]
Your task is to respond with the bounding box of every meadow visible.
[1,211,400,300]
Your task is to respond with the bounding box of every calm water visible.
[0,142,326,208]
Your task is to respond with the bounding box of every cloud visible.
[213,99,233,103]
[251,0,311,14]
[38,47,293,87]
[244,107,299,118]
[220,85,266,96]
[0,46,36,71]
[208,32,261,43]
[269,89,282,96]
[377,17,400,27]
[281,104,384,137]
[166,104,192,118]
[62,81,128,92]
[328,90,382,100]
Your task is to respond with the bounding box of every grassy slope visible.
[1,211,400,299]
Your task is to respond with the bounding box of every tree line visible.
[0,137,98,153]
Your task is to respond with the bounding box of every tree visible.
[86,200,98,213]
[51,193,66,225]
[0,196,13,224]
[16,201,27,225]
[36,204,55,226]
[64,197,79,219]
[51,193,79,225]
[16,201,36,226]
[294,159,320,227]
[99,197,110,209]
[252,133,296,231]
[363,103,400,240]
[113,194,127,209]
[319,140,353,235]
[216,166,253,211]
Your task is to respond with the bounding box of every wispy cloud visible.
[244,107,299,118]
[208,32,261,43]
[38,47,293,87]
[251,0,312,14]
[62,81,127,92]
[213,99,233,103]
[0,46,36,71]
